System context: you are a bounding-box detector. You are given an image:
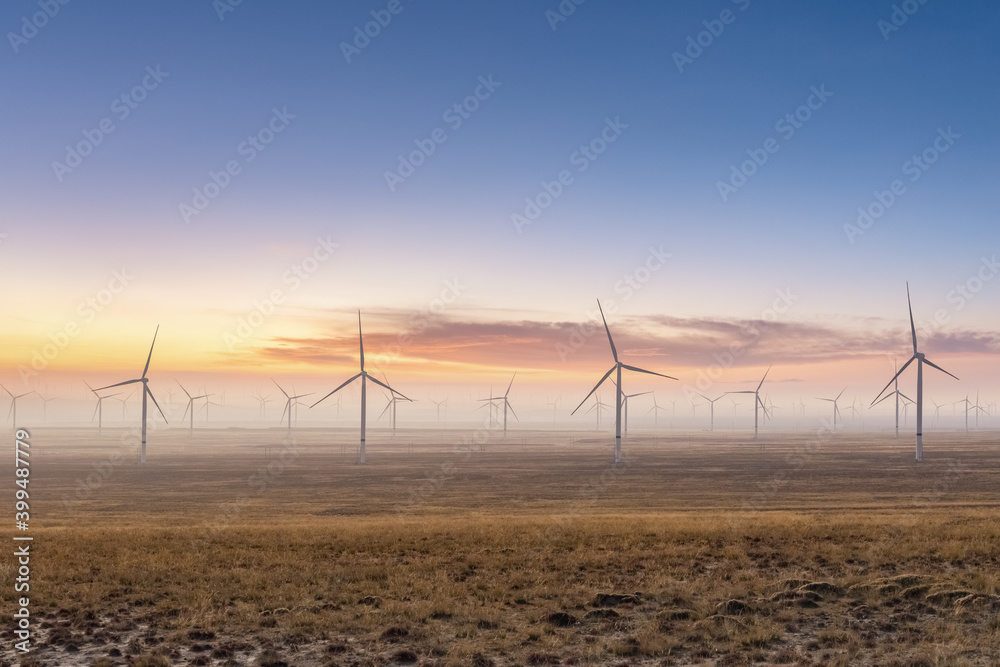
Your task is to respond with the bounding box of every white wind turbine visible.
[695,392,724,431]
[430,397,448,424]
[84,381,117,435]
[479,374,518,435]
[620,389,650,434]
[177,381,210,436]
[646,394,668,426]
[726,366,771,440]
[817,387,847,432]
[954,396,972,433]
[378,374,413,434]
[310,311,410,464]
[571,300,677,463]
[587,394,610,431]
[872,358,911,439]
[97,326,168,464]
[871,283,959,462]
[272,379,312,435]
[251,391,272,420]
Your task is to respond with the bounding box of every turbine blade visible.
[756,365,772,392]
[621,364,678,380]
[182,401,191,421]
[311,373,362,408]
[280,400,289,423]
[91,402,100,422]
[922,357,960,382]
[176,380,192,399]
[871,393,893,407]
[836,386,847,400]
[142,325,159,379]
[271,378,289,398]
[146,386,168,423]
[505,372,516,397]
[906,282,917,355]
[871,355,916,406]
[597,299,618,363]
[377,401,391,420]
[367,374,411,401]
[358,310,365,371]
[507,400,519,422]
[571,365,616,415]
[97,379,141,391]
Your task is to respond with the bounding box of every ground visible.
[1,427,998,666]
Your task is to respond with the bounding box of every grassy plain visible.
[2,427,998,666]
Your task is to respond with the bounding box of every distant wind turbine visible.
[378,373,413,433]
[85,381,117,435]
[646,394,668,426]
[2,386,34,431]
[430,397,448,424]
[726,366,771,440]
[620,389,650,434]
[177,381,210,436]
[479,374,518,435]
[817,387,847,432]
[310,311,410,464]
[97,326,168,464]
[273,379,311,435]
[695,392,723,431]
[872,358,912,439]
[571,300,677,463]
[871,283,959,462]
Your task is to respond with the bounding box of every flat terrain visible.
[2,426,999,666]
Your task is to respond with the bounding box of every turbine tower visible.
[97,326,168,464]
[726,366,771,439]
[311,311,409,464]
[620,389,650,434]
[571,300,677,463]
[871,283,959,462]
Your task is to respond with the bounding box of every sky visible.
[1,0,998,424]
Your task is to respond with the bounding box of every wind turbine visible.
[272,380,311,435]
[38,391,56,423]
[695,392,723,431]
[2,386,34,431]
[203,395,222,423]
[177,381,209,436]
[954,396,972,433]
[114,391,134,421]
[430,397,448,424]
[378,374,413,433]
[310,311,410,464]
[931,400,944,427]
[872,358,912,439]
[586,395,610,431]
[726,366,771,440]
[646,394,668,426]
[871,283,959,462]
[479,374,518,435]
[620,389,650,434]
[84,381,117,435]
[974,391,988,430]
[97,326,168,464]
[251,391,272,419]
[571,300,677,463]
[816,387,847,431]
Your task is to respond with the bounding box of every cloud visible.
[238,309,1000,375]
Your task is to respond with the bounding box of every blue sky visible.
[1,0,998,399]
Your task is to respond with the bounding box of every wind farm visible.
[4,1,999,665]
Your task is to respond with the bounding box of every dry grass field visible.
[2,427,999,666]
